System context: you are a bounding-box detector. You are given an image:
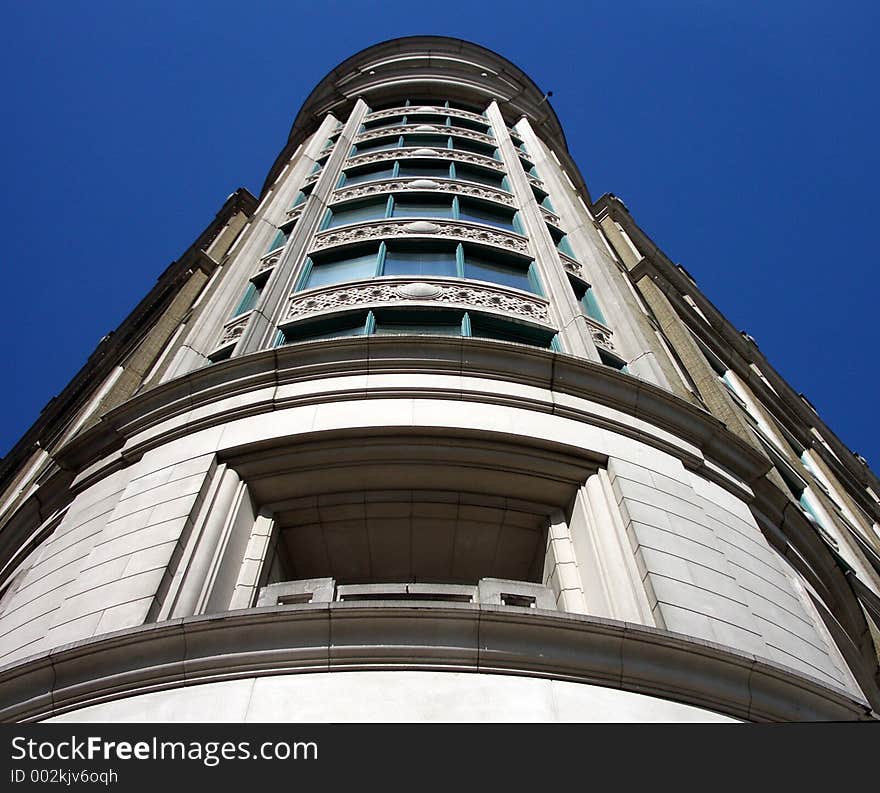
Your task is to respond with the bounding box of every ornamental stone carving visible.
[583,316,616,352]
[365,105,487,125]
[331,178,515,207]
[286,205,305,221]
[346,147,505,173]
[540,206,562,226]
[286,279,550,323]
[526,174,544,188]
[302,171,320,187]
[311,219,530,255]
[218,314,250,346]
[558,254,583,277]
[355,124,494,146]
[257,255,279,274]
[395,282,442,299]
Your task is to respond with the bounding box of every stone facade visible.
[0,37,879,723]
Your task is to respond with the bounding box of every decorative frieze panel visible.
[526,174,544,189]
[356,124,494,146]
[346,147,505,173]
[311,219,530,256]
[302,171,321,188]
[285,278,551,324]
[285,204,306,221]
[218,313,251,347]
[257,254,280,275]
[540,206,562,226]
[558,253,583,278]
[583,315,616,353]
[365,105,488,125]
[332,178,515,208]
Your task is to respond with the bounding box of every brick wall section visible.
[608,457,849,690]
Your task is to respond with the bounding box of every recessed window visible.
[382,245,458,277]
[353,136,402,155]
[464,251,535,293]
[457,199,516,231]
[341,164,396,185]
[598,349,628,372]
[266,228,289,252]
[280,308,554,350]
[325,199,388,228]
[232,282,262,317]
[391,197,453,219]
[455,166,505,189]
[570,279,606,324]
[396,161,452,179]
[304,248,380,289]
[374,309,462,336]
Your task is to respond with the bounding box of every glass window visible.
[363,116,404,130]
[267,228,288,252]
[557,235,577,258]
[382,246,457,277]
[464,253,534,292]
[455,166,504,188]
[284,316,368,343]
[391,197,453,219]
[457,200,515,230]
[305,250,379,289]
[232,282,261,316]
[342,165,395,185]
[354,137,401,154]
[327,199,387,228]
[580,287,606,324]
[469,315,554,348]
[396,162,452,179]
[374,310,461,336]
[402,134,449,149]
[451,137,496,156]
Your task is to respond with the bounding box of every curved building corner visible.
[0,37,879,723]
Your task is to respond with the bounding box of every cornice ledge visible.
[0,605,871,723]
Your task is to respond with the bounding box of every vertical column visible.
[484,102,595,359]
[542,511,588,614]
[240,99,372,354]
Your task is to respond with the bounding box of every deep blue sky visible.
[1,1,877,469]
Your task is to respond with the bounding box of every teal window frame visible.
[231,281,261,317]
[279,307,554,349]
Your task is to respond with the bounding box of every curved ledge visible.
[332,178,515,209]
[56,337,770,497]
[365,105,489,126]
[284,277,551,326]
[346,146,505,174]
[0,604,870,723]
[355,124,495,147]
[310,218,531,257]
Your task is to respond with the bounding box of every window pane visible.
[455,167,504,188]
[306,251,378,288]
[354,138,400,154]
[383,248,457,277]
[464,254,533,292]
[327,200,387,228]
[374,321,461,336]
[451,137,495,156]
[391,198,453,219]
[396,162,451,179]
[469,316,553,348]
[285,321,366,343]
[402,135,449,149]
[343,166,395,185]
[364,116,404,130]
[374,310,462,336]
[457,201,515,230]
